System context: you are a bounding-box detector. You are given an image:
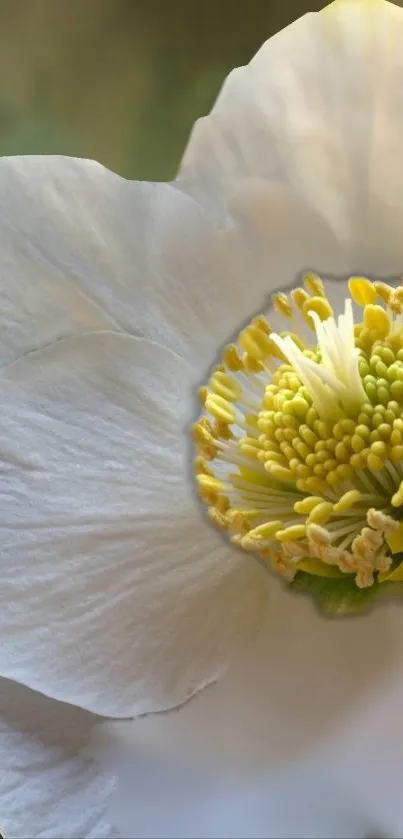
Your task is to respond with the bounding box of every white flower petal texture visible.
[0,678,112,839]
[180,0,403,273]
[0,332,266,716]
[102,584,403,780]
[99,716,367,839]
[0,155,330,374]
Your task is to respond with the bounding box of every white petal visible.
[325,671,403,838]
[98,726,366,838]
[179,0,403,272]
[0,332,266,716]
[0,156,348,376]
[0,159,115,365]
[102,583,403,781]
[0,678,112,838]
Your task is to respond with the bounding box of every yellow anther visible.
[252,315,272,334]
[303,272,325,297]
[348,277,377,307]
[226,511,251,535]
[390,429,402,446]
[371,440,387,458]
[335,441,349,462]
[363,305,391,339]
[367,452,384,471]
[290,397,310,418]
[196,473,224,503]
[374,281,394,304]
[349,453,365,469]
[198,386,208,405]
[239,325,272,360]
[333,489,362,514]
[192,419,215,449]
[195,456,214,477]
[377,423,391,440]
[245,521,284,541]
[314,420,330,439]
[205,393,236,424]
[264,451,288,466]
[239,436,260,451]
[276,524,307,542]
[392,480,403,507]
[294,496,324,515]
[265,463,296,483]
[391,445,403,462]
[293,441,310,459]
[210,371,242,402]
[335,463,353,480]
[243,445,265,461]
[389,294,402,315]
[390,380,403,401]
[208,507,229,530]
[303,296,333,324]
[308,501,334,525]
[304,476,328,494]
[291,287,310,310]
[296,464,310,479]
[272,292,292,318]
[367,508,398,537]
[300,426,317,447]
[326,470,340,486]
[243,354,265,374]
[351,434,365,453]
[227,507,257,522]
[196,474,223,493]
[223,344,243,371]
[214,419,234,441]
[216,495,230,514]
[307,522,332,544]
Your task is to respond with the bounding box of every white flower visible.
[3,1,403,837]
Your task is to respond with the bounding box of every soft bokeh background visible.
[0,0,335,180]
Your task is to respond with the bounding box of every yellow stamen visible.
[223,344,243,371]
[348,276,377,307]
[363,305,391,339]
[308,501,334,525]
[333,489,362,514]
[304,296,333,323]
[272,293,292,318]
[265,463,296,483]
[294,496,324,515]
[210,370,242,402]
[205,393,236,424]
[276,524,307,542]
[193,270,403,603]
[245,521,284,541]
[303,272,325,297]
[198,386,208,405]
[392,480,403,507]
[291,287,310,311]
[374,281,394,304]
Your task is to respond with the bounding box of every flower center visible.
[193,274,403,605]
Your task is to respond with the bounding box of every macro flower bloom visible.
[4,0,403,837]
[194,274,403,603]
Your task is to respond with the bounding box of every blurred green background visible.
[0,0,350,180]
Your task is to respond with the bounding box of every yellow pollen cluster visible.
[193,274,403,593]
